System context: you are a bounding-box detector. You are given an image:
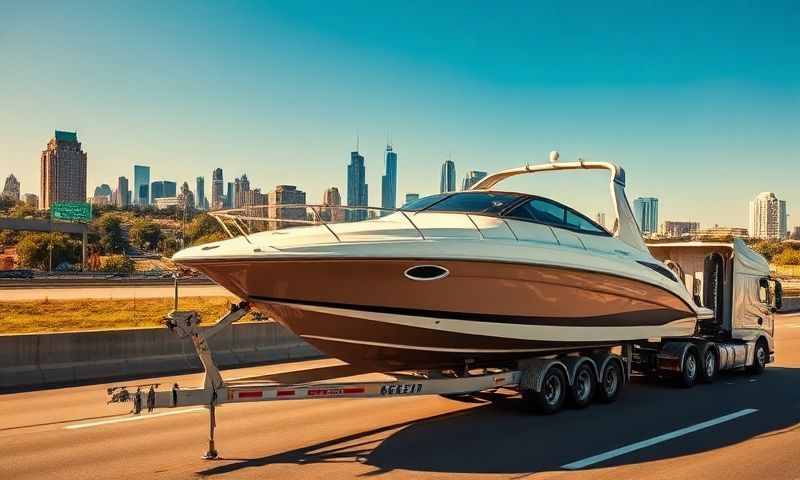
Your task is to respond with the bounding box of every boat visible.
[172,152,712,371]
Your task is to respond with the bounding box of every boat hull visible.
[180,257,697,371]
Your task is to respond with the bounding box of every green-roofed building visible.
[40,130,87,210]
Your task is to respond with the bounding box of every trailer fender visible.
[561,356,600,385]
[589,352,626,385]
[657,341,696,373]
[517,357,570,392]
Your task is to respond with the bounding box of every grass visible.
[0,296,249,334]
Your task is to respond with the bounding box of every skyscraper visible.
[2,174,20,201]
[211,168,224,210]
[749,192,788,240]
[94,184,112,198]
[633,197,659,236]
[196,176,205,210]
[347,151,368,222]
[596,212,607,229]
[150,181,176,201]
[234,174,250,208]
[226,182,234,208]
[404,193,420,205]
[461,170,487,191]
[133,165,150,206]
[440,159,456,193]
[114,176,129,208]
[321,186,344,223]
[40,130,87,210]
[381,144,397,212]
[178,181,194,211]
[268,185,307,230]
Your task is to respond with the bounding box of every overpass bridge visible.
[0,217,89,270]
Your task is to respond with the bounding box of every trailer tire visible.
[569,363,595,409]
[678,348,699,388]
[596,360,623,404]
[747,339,768,375]
[523,366,566,414]
[699,346,718,384]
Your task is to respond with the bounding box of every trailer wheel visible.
[569,363,595,409]
[678,348,699,388]
[747,339,768,375]
[596,361,623,403]
[699,346,718,384]
[523,366,566,414]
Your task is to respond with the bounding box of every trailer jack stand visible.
[203,403,219,460]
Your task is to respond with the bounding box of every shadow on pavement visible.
[198,366,800,477]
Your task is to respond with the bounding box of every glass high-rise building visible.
[404,193,419,205]
[633,197,659,236]
[461,170,487,191]
[151,181,176,201]
[440,159,456,193]
[196,176,205,210]
[211,168,224,210]
[133,165,150,205]
[381,145,397,213]
[347,151,368,222]
[749,192,788,240]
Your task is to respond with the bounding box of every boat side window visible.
[565,210,604,233]
[401,193,448,211]
[424,192,522,214]
[507,198,606,235]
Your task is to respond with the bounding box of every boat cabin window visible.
[401,194,448,211]
[424,192,523,214]
[507,197,607,235]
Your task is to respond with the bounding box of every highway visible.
[0,284,232,301]
[2,314,799,479]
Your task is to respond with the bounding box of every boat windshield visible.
[401,193,448,211]
[424,192,524,214]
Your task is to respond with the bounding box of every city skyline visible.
[2,3,797,227]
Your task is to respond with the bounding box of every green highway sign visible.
[52,202,92,222]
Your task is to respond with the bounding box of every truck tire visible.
[699,346,718,384]
[523,366,566,414]
[678,348,699,388]
[569,363,595,409]
[596,361,623,403]
[747,339,768,375]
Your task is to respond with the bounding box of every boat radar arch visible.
[470,154,648,253]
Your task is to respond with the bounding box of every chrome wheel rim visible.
[604,367,618,395]
[757,346,766,367]
[544,374,562,405]
[705,351,715,377]
[686,354,697,379]
[575,370,591,401]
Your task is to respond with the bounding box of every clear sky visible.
[1,1,797,228]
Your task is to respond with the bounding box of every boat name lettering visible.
[380,384,423,396]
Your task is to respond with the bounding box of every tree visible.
[749,240,784,262]
[94,214,128,254]
[16,233,80,270]
[129,219,162,251]
[185,213,225,246]
[100,255,135,273]
[773,247,800,266]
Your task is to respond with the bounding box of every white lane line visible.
[65,407,205,430]
[561,408,758,470]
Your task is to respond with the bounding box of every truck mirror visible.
[773,280,783,311]
[758,278,769,304]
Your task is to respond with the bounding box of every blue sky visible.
[1,1,797,228]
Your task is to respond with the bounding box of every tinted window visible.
[402,194,447,211]
[509,198,566,225]
[566,210,603,233]
[425,192,522,214]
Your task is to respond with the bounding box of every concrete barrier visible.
[780,296,800,313]
[0,322,321,391]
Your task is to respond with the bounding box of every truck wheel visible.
[523,366,566,414]
[569,363,595,408]
[596,361,623,403]
[678,348,699,388]
[699,346,717,384]
[747,339,768,375]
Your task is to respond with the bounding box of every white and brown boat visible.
[172,153,712,371]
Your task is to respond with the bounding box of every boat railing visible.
[208,204,437,243]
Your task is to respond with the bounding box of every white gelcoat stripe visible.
[561,408,758,470]
[65,407,205,430]
[272,301,697,342]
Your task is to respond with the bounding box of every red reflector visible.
[343,387,365,394]
[238,391,263,398]
[277,390,295,397]
[307,387,365,397]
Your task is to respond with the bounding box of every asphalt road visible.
[2,314,799,480]
[0,284,233,301]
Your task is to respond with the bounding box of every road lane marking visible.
[561,408,758,470]
[65,407,205,430]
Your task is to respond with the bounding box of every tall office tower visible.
[664,221,699,238]
[94,184,112,200]
[178,181,194,210]
[195,176,205,210]
[268,185,307,230]
[133,165,151,206]
[321,186,344,222]
[404,193,420,205]
[150,181,177,201]
[596,212,607,229]
[114,176,129,208]
[346,151,368,222]
[40,130,87,210]
[440,159,456,193]
[211,168,224,210]
[240,188,268,230]
[2,174,20,201]
[461,170,487,191]
[226,182,234,208]
[24,193,38,208]
[749,192,788,240]
[381,145,397,213]
[234,174,250,208]
[633,197,659,236]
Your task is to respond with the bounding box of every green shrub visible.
[100,255,135,273]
